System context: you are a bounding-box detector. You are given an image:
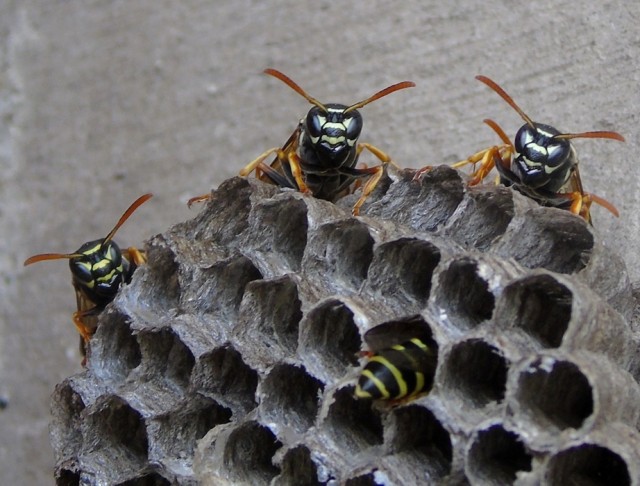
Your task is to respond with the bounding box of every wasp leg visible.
[587,193,619,218]
[567,191,619,223]
[239,147,281,177]
[72,309,97,343]
[187,193,212,208]
[256,162,296,188]
[286,151,310,194]
[451,148,490,170]
[123,247,147,265]
[350,143,397,216]
[452,144,511,186]
[358,143,401,169]
[352,163,369,192]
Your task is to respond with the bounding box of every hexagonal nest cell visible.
[49,170,640,484]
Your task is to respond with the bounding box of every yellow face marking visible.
[371,355,408,397]
[321,135,346,145]
[81,243,103,256]
[323,122,345,130]
[95,267,120,284]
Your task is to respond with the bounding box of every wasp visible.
[189,69,415,215]
[354,317,438,401]
[24,193,153,358]
[451,75,625,222]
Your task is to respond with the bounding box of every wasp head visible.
[305,104,364,166]
[512,122,573,189]
[69,239,127,304]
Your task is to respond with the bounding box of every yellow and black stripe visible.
[355,337,437,400]
[23,193,152,358]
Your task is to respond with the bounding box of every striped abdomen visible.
[355,338,437,400]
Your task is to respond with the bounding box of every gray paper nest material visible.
[50,167,640,485]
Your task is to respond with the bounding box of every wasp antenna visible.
[476,75,536,129]
[345,81,416,113]
[483,119,512,145]
[554,130,626,143]
[263,68,327,111]
[101,193,153,246]
[24,252,84,266]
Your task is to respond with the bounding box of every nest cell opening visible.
[273,445,322,486]
[500,275,572,348]
[499,208,594,273]
[388,405,453,480]
[434,257,495,329]
[366,238,441,306]
[310,219,375,289]
[344,472,384,486]
[546,444,631,486]
[56,468,80,486]
[192,177,256,246]
[181,254,263,317]
[466,424,532,483]
[368,166,464,232]
[516,358,593,431]
[136,328,195,391]
[150,396,232,465]
[222,421,282,484]
[90,313,141,382]
[248,197,309,272]
[260,363,324,433]
[324,387,384,452]
[142,241,181,312]
[238,276,302,354]
[441,339,508,407]
[447,185,515,251]
[361,315,436,351]
[115,473,172,486]
[88,396,149,460]
[52,382,86,451]
[299,299,362,380]
[190,346,258,413]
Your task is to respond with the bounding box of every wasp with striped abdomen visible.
[451,75,625,222]
[24,193,152,359]
[189,68,415,216]
[355,317,438,401]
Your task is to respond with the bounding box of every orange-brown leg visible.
[352,163,369,192]
[123,247,147,265]
[585,193,619,218]
[189,147,285,207]
[187,193,212,208]
[452,144,512,186]
[239,147,281,177]
[568,191,585,216]
[351,143,396,216]
[568,191,619,223]
[72,310,95,343]
[287,151,310,194]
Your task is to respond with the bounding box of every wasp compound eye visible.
[343,111,363,144]
[305,106,325,140]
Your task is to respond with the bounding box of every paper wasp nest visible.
[51,166,640,485]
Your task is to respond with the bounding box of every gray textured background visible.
[0,0,638,484]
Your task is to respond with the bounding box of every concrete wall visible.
[1,0,638,483]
